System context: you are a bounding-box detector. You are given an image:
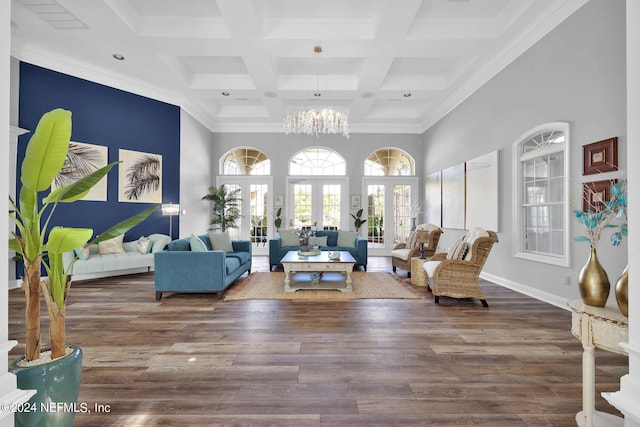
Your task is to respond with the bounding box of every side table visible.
[568,299,628,427]
[410,257,428,287]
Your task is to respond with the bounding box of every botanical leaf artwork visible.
[118,149,162,203]
[125,155,160,200]
[52,142,108,201]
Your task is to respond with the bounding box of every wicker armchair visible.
[423,228,498,307]
[391,224,443,277]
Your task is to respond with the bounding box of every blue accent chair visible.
[269,229,367,271]
[154,234,251,300]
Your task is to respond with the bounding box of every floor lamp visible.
[161,203,179,239]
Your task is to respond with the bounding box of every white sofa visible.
[62,233,171,281]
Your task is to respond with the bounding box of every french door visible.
[286,177,349,230]
[363,177,419,255]
[216,176,273,255]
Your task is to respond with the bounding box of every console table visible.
[568,299,628,427]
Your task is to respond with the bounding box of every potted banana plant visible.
[8,108,156,427]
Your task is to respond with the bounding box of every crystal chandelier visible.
[284,108,349,138]
[283,46,350,138]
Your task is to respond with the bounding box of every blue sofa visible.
[154,234,251,300]
[269,229,368,271]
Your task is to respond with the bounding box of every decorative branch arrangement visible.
[574,179,627,248]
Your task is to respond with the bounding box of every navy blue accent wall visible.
[17,62,180,242]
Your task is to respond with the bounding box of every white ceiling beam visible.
[351,0,422,120]
[216,0,284,120]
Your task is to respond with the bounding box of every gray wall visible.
[179,110,215,237]
[422,0,627,305]
[210,132,425,197]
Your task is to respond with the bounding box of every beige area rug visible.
[224,271,424,301]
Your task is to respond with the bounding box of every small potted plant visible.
[274,207,283,232]
[350,208,367,232]
[8,108,156,427]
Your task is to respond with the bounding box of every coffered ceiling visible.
[11,0,587,134]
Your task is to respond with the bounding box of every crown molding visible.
[11,41,184,110]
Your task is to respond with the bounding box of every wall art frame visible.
[583,179,617,212]
[52,141,108,201]
[583,137,618,175]
[350,194,361,209]
[118,148,162,203]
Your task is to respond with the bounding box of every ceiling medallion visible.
[283,46,350,138]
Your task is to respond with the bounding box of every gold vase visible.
[578,246,610,307]
[615,266,628,317]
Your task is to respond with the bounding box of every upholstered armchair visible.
[423,227,498,307]
[391,224,443,277]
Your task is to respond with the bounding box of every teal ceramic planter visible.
[9,345,83,427]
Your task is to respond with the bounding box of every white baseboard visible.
[481,272,570,310]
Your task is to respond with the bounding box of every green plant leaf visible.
[44,161,119,203]
[45,227,93,254]
[574,236,591,243]
[21,109,72,192]
[91,206,158,244]
[9,239,21,253]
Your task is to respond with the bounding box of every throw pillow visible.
[337,230,357,248]
[74,245,90,261]
[463,227,490,261]
[98,234,125,255]
[308,235,328,248]
[137,236,151,254]
[279,229,300,247]
[406,231,418,249]
[208,230,234,252]
[447,240,468,260]
[149,234,172,253]
[190,234,208,252]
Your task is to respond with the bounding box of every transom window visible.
[221,147,270,175]
[289,147,346,176]
[513,122,570,267]
[364,148,414,176]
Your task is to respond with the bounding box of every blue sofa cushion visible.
[168,238,191,251]
[225,257,240,274]
[315,230,338,246]
[227,251,251,264]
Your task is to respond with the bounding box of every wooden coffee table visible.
[281,250,356,293]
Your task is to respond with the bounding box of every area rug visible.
[224,271,424,301]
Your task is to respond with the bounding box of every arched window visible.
[364,148,414,176]
[221,147,270,175]
[513,122,570,267]
[289,147,346,175]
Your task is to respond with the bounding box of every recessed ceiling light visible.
[112,53,125,61]
[314,92,321,97]
[221,92,230,96]
[403,93,412,98]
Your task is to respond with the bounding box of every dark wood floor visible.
[8,256,628,426]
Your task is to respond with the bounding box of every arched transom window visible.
[289,147,346,175]
[364,148,414,176]
[221,147,270,175]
